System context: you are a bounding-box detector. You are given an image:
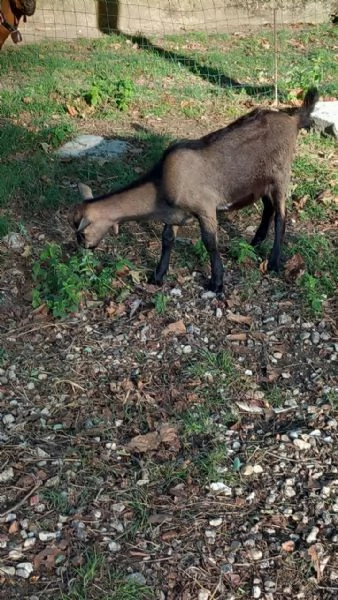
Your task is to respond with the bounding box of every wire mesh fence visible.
[0,1,331,104]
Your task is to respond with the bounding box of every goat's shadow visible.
[96,1,274,99]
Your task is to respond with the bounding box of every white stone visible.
[311,101,338,139]
[209,517,223,527]
[38,531,58,542]
[253,585,262,598]
[16,562,34,578]
[2,414,15,425]
[209,482,232,495]
[293,439,311,450]
[306,526,319,544]
[0,467,14,482]
[0,565,15,576]
[108,541,121,552]
[57,135,131,159]
[198,591,210,600]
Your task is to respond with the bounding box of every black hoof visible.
[206,278,223,294]
[148,272,164,286]
[267,259,280,273]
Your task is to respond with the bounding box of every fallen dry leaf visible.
[162,319,187,336]
[161,530,178,541]
[105,301,126,318]
[259,259,268,274]
[33,540,68,570]
[308,543,330,582]
[227,312,252,326]
[226,333,247,341]
[128,431,160,452]
[284,253,305,279]
[66,104,78,117]
[236,401,264,414]
[159,424,179,444]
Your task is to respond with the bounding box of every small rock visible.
[293,439,311,451]
[244,369,253,376]
[253,585,261,598]
[201,290,216,299]
[278,313,292,325]
[198,591,210,600]
[249,549,263,561]
[182,345,192,354]
[127,572,147,585]
[311,331,320,345]
[284,486,296,498]
[0,565,16,576]
[215,308,223,318]
[16,562,34,578]
[170,287,182,297]
[38,531,58,542]
[209,482,232,495]
[2,414,15,426]
[3,232,25,250]
[108,541,121,552]
[209,517,223,527]
[23,538,36,549]
[0,467,14,483]
[8,549,23,560]
[306,526,320,544]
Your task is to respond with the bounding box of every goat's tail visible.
[297,87,319,129]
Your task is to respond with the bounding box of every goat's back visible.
[163,109,300,210]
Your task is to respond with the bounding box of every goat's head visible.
[71,183,119,249]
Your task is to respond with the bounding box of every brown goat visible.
[71,87,318,293]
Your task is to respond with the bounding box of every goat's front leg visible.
[268,191,286,272]
[198,215,224,293]
[150,224,178,285]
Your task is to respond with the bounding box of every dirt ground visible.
[0,110,338,600]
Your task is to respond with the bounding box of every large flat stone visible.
[311,101,338,139]
[57,135,130,159]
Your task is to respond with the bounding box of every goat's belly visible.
[165,209,194,226]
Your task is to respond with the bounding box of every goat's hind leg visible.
[268,190,286,273]
[149,224,177,285]
[251,195,274,247]
[198,215,224,294]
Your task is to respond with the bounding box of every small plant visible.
[0,214,12,238]
[0,347,8,367]
[31,243,137,318]
[154,292,170,314]
[298,272,326,314]
[114,78,135,111]
[191,238,209,264]
[229,238,258,265]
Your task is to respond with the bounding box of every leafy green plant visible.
[229,238,258,265]
[0,214,12,238]
[191,238,209,264]
[154,292,170,314]
[31,243,137,318]
[114,78,135,111]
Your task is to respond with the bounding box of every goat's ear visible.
[77,217,91,232]
[78,182,94,200]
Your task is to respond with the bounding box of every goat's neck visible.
[94,181,162,223]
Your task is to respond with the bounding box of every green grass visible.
[288,233,337,314]
[61,550,154,600]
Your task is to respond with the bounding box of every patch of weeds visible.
[124,490,151,541]
[41,488,71,514]
[31,243,138,318]
[63,550,154,600]
[114,78,135,111]
[264,385,286,408]
[289,233,337,314]
[229,238,258,265]
[151,460,189,492]
[191,238,209,265]
[83,76,135,112]
[153,291,170,314]
[187,349,238,385]
[0,214,13,237]
[194,442,229,482]
[0,347,9,366]
[44,122,75,148]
